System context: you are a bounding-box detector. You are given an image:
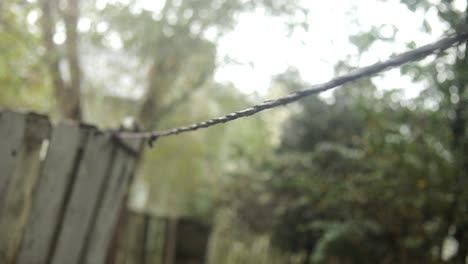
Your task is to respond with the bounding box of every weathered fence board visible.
[84,138,142,264]
[16,123,85,264]
[50,131,115,264]
[0,112,50,264]
[113,210,148,264]
[0,110,212,264]
[0,112,28,264]
[174,218,212,264]
[0,111,143,264]
[111,212,212,264]
[0,112,27,208]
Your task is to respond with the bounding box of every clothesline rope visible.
[117,29,468,147]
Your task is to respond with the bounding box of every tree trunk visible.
[40,0,82,121]
[39,0,65,110]
[62,0,82,120]
[137,54,179,129]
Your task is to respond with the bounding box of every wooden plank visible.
[114,211,147,264]
[50,130,115,264]
[145,216,166,264]
[83,138,142,264]
[0,111,27,210]
[0,112,27,264]
[0,112,50,264]
[16,123,85,264]
[175,218,212,264]
[164,217,178,264]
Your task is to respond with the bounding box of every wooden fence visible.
[110,211,212,264]
[0,111,142,264]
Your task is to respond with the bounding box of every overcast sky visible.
[215,0,464,97]
[75,0,466,99]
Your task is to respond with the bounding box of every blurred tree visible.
[1,0,308,216]
[94,0,308,129]
[397,1,468,262]
[0,0,52,112]
[0,0,82,119]
[223,9,468,259]
[39,0,82,120]
[87,0,308,216]
[1,1,308,262]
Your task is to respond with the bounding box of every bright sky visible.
[214,0,465,97]
[68,0,466,100]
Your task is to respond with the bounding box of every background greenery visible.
[1,0,467,263]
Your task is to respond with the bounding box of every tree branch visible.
[150,73,209,128]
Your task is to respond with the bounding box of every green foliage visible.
[76,0,309,219]
[0,0,309,222]
[223,10,468,257]
[226,83,464,262]
[349,25,396,53]
[209,209,306,264]
[133,83,273,217]
[0,0,53,112]
[4,0,468,262]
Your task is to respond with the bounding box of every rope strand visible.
[117,30,468,147]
